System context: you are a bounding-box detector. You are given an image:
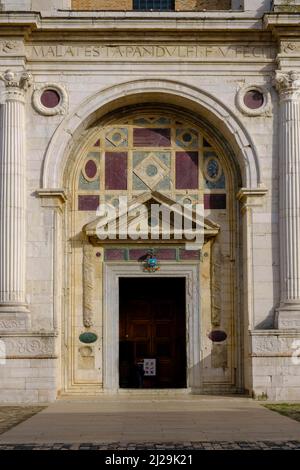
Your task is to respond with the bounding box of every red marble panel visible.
[133,128,171,147]
[41,90,60,108]
[129,249,149,261]
[175,152,198,189]
[105,249,126,261]
[105,152,128,190]
[244,90,264,110]
[155,249,176,260]
[78,195,99,211]
[85,160,97,179]
[179,249,200,261]
[204,194,226,210]
[94,139,100,147]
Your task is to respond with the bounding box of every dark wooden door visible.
[119,278,186,388]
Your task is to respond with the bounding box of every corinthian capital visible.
[275,70,300,99]
[0,69,33,91]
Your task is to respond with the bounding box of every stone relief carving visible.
[211,242,221,327]
[1,336,55,357]
[252,335,299,354]
[212,343,227,368]
[0,40,20,54]
[0,69,33,91]
[0,320,26,330]
[275,70,300,100]
[282,42,298,54]
[32,82,68,116]
[83,242,95,328]
[236,84,271,116]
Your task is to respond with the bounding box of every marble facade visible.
[0,0,300,403]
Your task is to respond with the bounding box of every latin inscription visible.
[27,44,276,61]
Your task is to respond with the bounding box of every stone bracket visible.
[36,189,68,210]
[237,187,268,214]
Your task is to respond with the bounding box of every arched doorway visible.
[60,105,243,395]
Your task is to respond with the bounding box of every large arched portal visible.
[58,102,245,395]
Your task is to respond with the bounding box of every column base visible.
[275,304,300,329]
[0,304,30,330]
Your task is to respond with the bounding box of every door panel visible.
[119,277,186,388]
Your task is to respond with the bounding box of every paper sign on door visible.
[143,359,156,376]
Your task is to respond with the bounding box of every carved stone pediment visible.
[83,191,219,245]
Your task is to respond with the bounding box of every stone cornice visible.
[0,12,267,32]
[264,13,300,31]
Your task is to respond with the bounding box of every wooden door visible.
[119,278,186,388]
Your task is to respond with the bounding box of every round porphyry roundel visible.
[208,330,227,343]
[40,89,61,108]
[85,159,98,179]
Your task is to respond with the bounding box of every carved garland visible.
[32,82,68,116]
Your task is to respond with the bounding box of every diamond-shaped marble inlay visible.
[105,128,128,147]
[133,153,169,189]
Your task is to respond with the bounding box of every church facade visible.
[1,0,300,403]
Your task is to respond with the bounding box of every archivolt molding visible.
[41,79,262,190]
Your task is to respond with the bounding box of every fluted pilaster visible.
[0,70,32,314]
[275,70,300,328]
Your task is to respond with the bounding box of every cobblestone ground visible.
[0,407,45,436]
[0,441,300,450]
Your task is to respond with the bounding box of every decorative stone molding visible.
[237,187,268,214]
[250,330,300,357]
[32,83,68,116]
[211,242,222,327]
[236,84,271,116]
[0,316,28,331]
[36,189,68,210]
[104,263,200,391]
[0,69,33,92]
[0,333,57,358]
[275,70,300,101]
[83,242,95,328]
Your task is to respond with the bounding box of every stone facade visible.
[71,0,232,11]
[0,0,300,403]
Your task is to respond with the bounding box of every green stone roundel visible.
[79,332,98,344]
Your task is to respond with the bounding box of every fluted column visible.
[0,70,32,315]
[275,70,300,328]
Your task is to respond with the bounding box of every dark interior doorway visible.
[119,277,186,389]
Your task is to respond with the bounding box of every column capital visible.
[275,70,300,100]
[0,70,33,98]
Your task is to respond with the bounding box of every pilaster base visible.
[0,306,30,331]
[275,305,300,329]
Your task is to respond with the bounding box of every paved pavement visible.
[0,395,300,448]
[0,441,300,450]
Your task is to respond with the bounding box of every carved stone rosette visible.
[0,70,33,315]
[275,71,300,327]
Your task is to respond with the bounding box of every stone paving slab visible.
[0,441,300,450]
[0,396,300,445]
[0,407,45,436]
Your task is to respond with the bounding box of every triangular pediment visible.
[83,191,220,244]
